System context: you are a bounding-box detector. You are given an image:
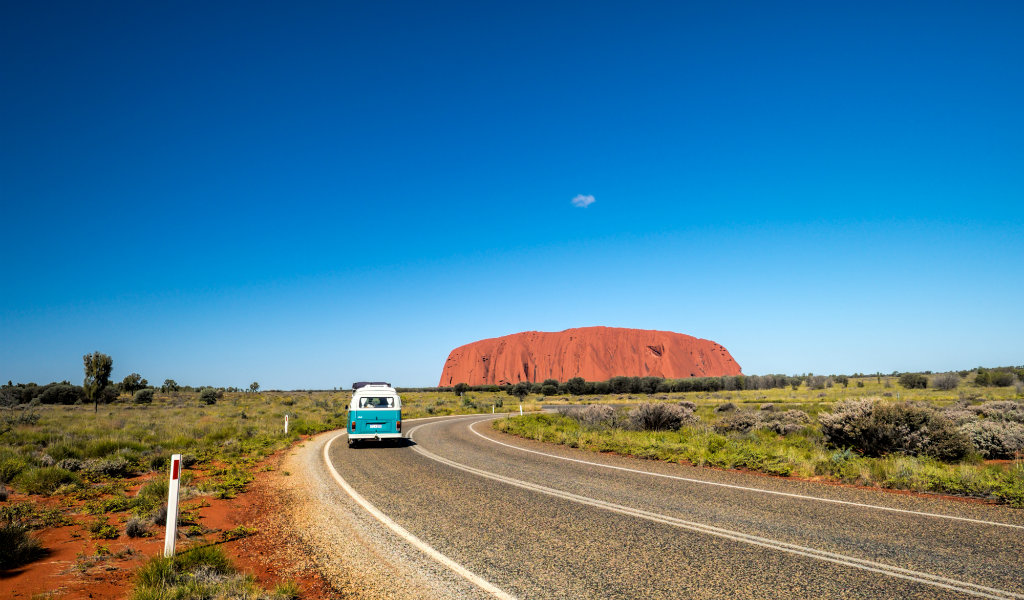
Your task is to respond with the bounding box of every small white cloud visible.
[571,194,595,208]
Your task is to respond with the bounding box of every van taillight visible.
[397,421,401,431]
[351,421,356,430]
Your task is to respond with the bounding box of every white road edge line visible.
[467,418,1024,531]
[322,432,517,600]
[408,424,1022,600]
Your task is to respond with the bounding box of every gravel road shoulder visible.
[274,428,492,600]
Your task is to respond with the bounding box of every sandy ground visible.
[0,439,339,600]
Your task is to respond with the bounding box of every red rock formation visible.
[439,326,742,386]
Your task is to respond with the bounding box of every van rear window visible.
[359,397,394,408]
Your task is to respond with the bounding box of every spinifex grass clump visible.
[0,517,45,569]
[131,545,299,600]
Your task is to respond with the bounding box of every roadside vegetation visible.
[493,371,1024,507]
[3,359,1020,595]
[0,362,534,594]
[131,545,299,600]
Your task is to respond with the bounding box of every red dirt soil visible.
[439,326,742,386]
[1,444,336,600]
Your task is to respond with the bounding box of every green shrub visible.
[714,411,760,433]
[898,373,928,389]
[88,519,120,539]
[628,403,697,431]
[85,457,133,478]
[558,405,617,429]
[0,451,28,484]
[959,421,1024,459]
[0,518,45,569]
[134,389,155,404]
[820,399,971,461]
[199,388,219,405]
[972,401,1024,423]
[759,410,811,435]
[15,467,81,495]
[932,372,961,391]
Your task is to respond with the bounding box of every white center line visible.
[322,432,517,600]
[408,422,1022,600]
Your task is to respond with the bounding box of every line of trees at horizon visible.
[402,365,1024,397]
[3,357,1022,404]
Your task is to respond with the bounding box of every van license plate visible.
[369,424,383,429]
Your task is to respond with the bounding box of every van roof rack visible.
[352,381,391,390]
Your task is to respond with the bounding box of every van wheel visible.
[347,439,355,448]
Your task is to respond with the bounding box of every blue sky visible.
[2,1,1021,389]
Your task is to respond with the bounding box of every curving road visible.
[300,414,1024,599]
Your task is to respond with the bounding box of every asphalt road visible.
[313,414,1024,599]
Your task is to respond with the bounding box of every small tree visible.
[199,388,218,405]
[453,383,469,397]
[898,373,928,389]
[248,382,260,394]
[83,352,113,413]
[933,372,960,391]
[566,377,587,395]
[162,379,180,393]
[507,382,531,403]
[121,373,146,396]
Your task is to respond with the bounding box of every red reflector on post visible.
[171,459,180,481]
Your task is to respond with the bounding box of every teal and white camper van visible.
[347,382,402,447]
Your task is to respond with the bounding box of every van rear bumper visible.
[348,432,403,440]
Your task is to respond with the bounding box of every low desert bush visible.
[88,519,120,539]
[628,403,698,431]
[971,401,1024,423]
[15,467,81,495]
[819,399,971,461]
[125,517,149,538]
[131,545,296,600]
[760,403,775,412]
[714,409,811,436]
[0,451,28,484]
[0,483,7,502]
[150,504,169,526]
[713,411,760,434]
[898,373,928,389]
[85,457,133,478]
[932,372,961,391]
[134,389,155,404]
[714,402,736,413]
[760,410,811,435]
[678,401,697,412]
[199,388,220,405]
[942,409,978,427]
[959,421,1024,459]
[558,405,616,429]
[0,518,44,569]
[57,458,84,471]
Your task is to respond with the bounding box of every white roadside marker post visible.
[492,405,494,414]
[164,454,181,558]
[519,404,523,416]
[285,414,289,434]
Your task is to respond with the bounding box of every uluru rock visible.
[439,326,742,387]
